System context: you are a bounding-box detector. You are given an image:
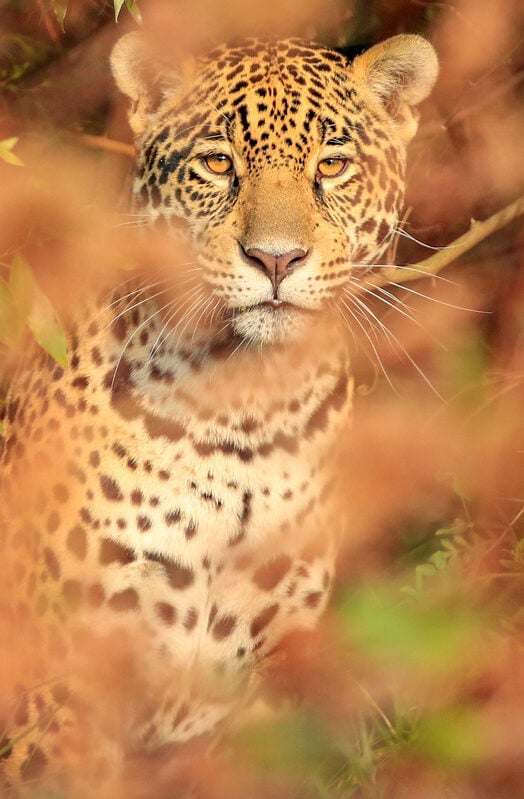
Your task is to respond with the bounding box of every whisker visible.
[390,281,489,314]
[347,289,444,399]
[147,303,182,361]
[169,293,210,355]
[102,286,174,333]
[334,302,360,352]
[226,335,249,364]
[352,278,420,327]
[148,288,205,359]
[339,297,398,394]
[190,296,217,346]
[391,227,462,251]
[350,279,448,354]
[110,303,169,391]
[115,219,151,229]
[352,262,456,285]
[89,278,173,328]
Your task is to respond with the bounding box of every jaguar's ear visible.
[110,33,184,137]
[352,34,438,144]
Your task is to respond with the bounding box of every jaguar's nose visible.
[240,245,308,293]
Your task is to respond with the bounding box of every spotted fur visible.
[0,33,437,792]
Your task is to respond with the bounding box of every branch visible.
[62,132,135,159]
[362,194,524,291]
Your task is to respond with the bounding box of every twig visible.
[62,132,135,159]
[363,194,524,291]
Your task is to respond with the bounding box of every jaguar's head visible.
[111,34,438,346]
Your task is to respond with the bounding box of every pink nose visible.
[242,246,308,291]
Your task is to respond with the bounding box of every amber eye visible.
[317,157,349,178]
[203,153,233,175]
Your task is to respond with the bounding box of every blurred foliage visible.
[0,32,54,92]
[0,136,24,165]
[0,1,523,798]
[0,252,67,365]
[113,0,141,23]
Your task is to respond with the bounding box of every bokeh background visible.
[1,1,524,797]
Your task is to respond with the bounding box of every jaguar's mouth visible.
[233,299,294,316]
[230,300,315,345]
[233,300,314,316]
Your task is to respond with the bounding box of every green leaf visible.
[2,254,68,365]
[435,518,468,537]
[0,278,24,346]
[513,537,524,562]
[114,0,142,22]
[48,0,67,29]
[126,0,142,23]
[0,137,24,167]
[114,0,126,20]
[27,286,68,367]
[9,252,33,321]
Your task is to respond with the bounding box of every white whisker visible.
[353,262,456,285]
[148,288,205,359]
[110,303,169,391]
[346,288,444,399]
[339,297,398,394]
[391,227,461,251]
[169,293,210,355]
[390,282,489,314]
[190,296,216,346]
[102,286,174,333]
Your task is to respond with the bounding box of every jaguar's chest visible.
[4,301,352,680]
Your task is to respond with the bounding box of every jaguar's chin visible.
[231,301,314,345]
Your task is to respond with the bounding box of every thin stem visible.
[362,194,524,292]
[62,132,135,159]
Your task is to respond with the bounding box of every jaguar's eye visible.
[203,154,233,175]
[317,158,349,178]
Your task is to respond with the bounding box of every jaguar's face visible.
[112,35,438,345]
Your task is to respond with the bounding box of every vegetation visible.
[1,1,523,797]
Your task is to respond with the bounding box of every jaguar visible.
[0,31,438,794]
